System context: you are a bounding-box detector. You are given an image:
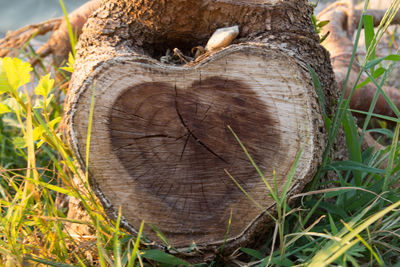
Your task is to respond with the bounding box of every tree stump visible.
[64,0,339,258]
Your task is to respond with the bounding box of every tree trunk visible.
[64,0,340,259]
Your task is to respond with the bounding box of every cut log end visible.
[67,45,324,249]
[109,76,279,236]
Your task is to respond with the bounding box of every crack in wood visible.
[174,85,228,164]
[180,132,192,161]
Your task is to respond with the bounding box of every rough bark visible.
[64,0,340,259]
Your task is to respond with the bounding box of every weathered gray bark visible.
[64,0,341,260]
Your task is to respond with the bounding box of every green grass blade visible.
[382,123,400,191]
[24,255,76,267]
[349,109,400,123]
[312,239,360,266]
[280,148,302,203]
[308,200,400,265]
[301,196,324,228]
[240,248,264,260]
[227,125,278,202]
[96,216,107,267]
[363,14,376,63]
[307,65,326,115]
[366,128,394,138]
[23,177,74,196]
[363,70,400,118]
[141,249,190,266]
[324,160,385,174]
[328,214,338,236]
[128,220,144,267]
[58,0,76,57]
[114,207,122,267]
[224,169,275,221]
[220,209,233,255]
[151,224,175,251]
[341,220,382,265]
[342,110,362,185]
[85,83,96,179]
[310,0,375,191]
[355,67,385,89]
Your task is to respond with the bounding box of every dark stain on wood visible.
[109,77,281,226]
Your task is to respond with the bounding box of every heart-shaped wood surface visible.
[68,45,322,247]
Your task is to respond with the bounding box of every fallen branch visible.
[0,18,61,58]
[318,1,400,122]
[354,9,400,26]
[0,0,102,66]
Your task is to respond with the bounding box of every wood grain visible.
[68,46,322,247]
